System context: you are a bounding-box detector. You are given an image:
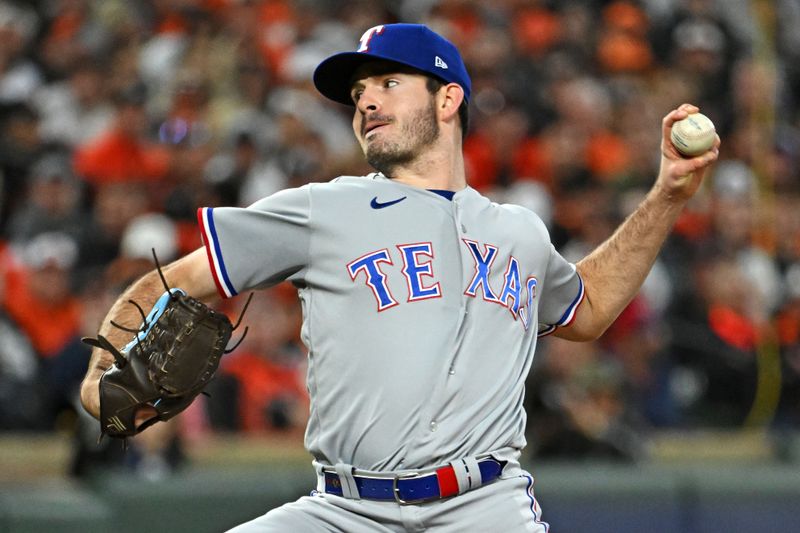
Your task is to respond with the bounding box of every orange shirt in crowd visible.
[221,350,308,432]
[2,268,82,358]
[73,128,171,185]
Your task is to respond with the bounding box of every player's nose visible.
[356,86,381,114]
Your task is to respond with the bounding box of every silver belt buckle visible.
[392,471,436,505]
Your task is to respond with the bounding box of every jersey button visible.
[429,421,438,432]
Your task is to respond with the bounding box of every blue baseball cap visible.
[313,23,471,106]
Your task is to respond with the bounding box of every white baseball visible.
[670,112,716,157]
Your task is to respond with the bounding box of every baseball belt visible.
[321,456,505,505]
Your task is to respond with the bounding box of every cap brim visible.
[313,52,420,106]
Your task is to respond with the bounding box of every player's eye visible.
[351,89,363,103]
[385,79,399,88]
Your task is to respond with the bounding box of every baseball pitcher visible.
[80,23,719,532]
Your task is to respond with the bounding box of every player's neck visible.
[385,141,466,191]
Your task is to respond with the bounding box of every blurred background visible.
[1,0,799,531]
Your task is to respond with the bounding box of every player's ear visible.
[438,83,464,122]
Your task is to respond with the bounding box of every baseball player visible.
[80,23,719,532]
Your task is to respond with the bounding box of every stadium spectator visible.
[73,82,171,186]
[0,239,42,430]
[212,286,308,433]
[1,232,87,428]
[5,151,89,245]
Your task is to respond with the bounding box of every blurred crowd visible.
[1,0,799,477]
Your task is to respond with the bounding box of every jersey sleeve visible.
[197,186,311,298]
[536,243,585,337]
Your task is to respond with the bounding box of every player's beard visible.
[365,99,440,176]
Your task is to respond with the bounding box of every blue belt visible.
[322,457,504,504]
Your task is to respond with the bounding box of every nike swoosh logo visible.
[370,196,407,209]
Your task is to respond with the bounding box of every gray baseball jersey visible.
[198,172,583,472]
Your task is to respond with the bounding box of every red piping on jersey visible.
[560,281,586,328]
[197,207,228,299]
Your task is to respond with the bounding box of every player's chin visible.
[364,130,390,148]
[366,146,410,174]
[365,141,391,161]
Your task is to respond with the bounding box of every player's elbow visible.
[554,320,608,342]
[553,297,614,342]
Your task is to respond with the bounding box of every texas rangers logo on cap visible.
[313,23,472,106]
[357,25,385,52]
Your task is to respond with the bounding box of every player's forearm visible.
[569,186,685,339]
[79,270,168,419]
[563,104,719,341]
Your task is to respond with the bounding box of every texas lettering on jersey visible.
[346,239,539,330]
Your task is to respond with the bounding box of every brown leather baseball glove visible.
[83,288,238,438]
